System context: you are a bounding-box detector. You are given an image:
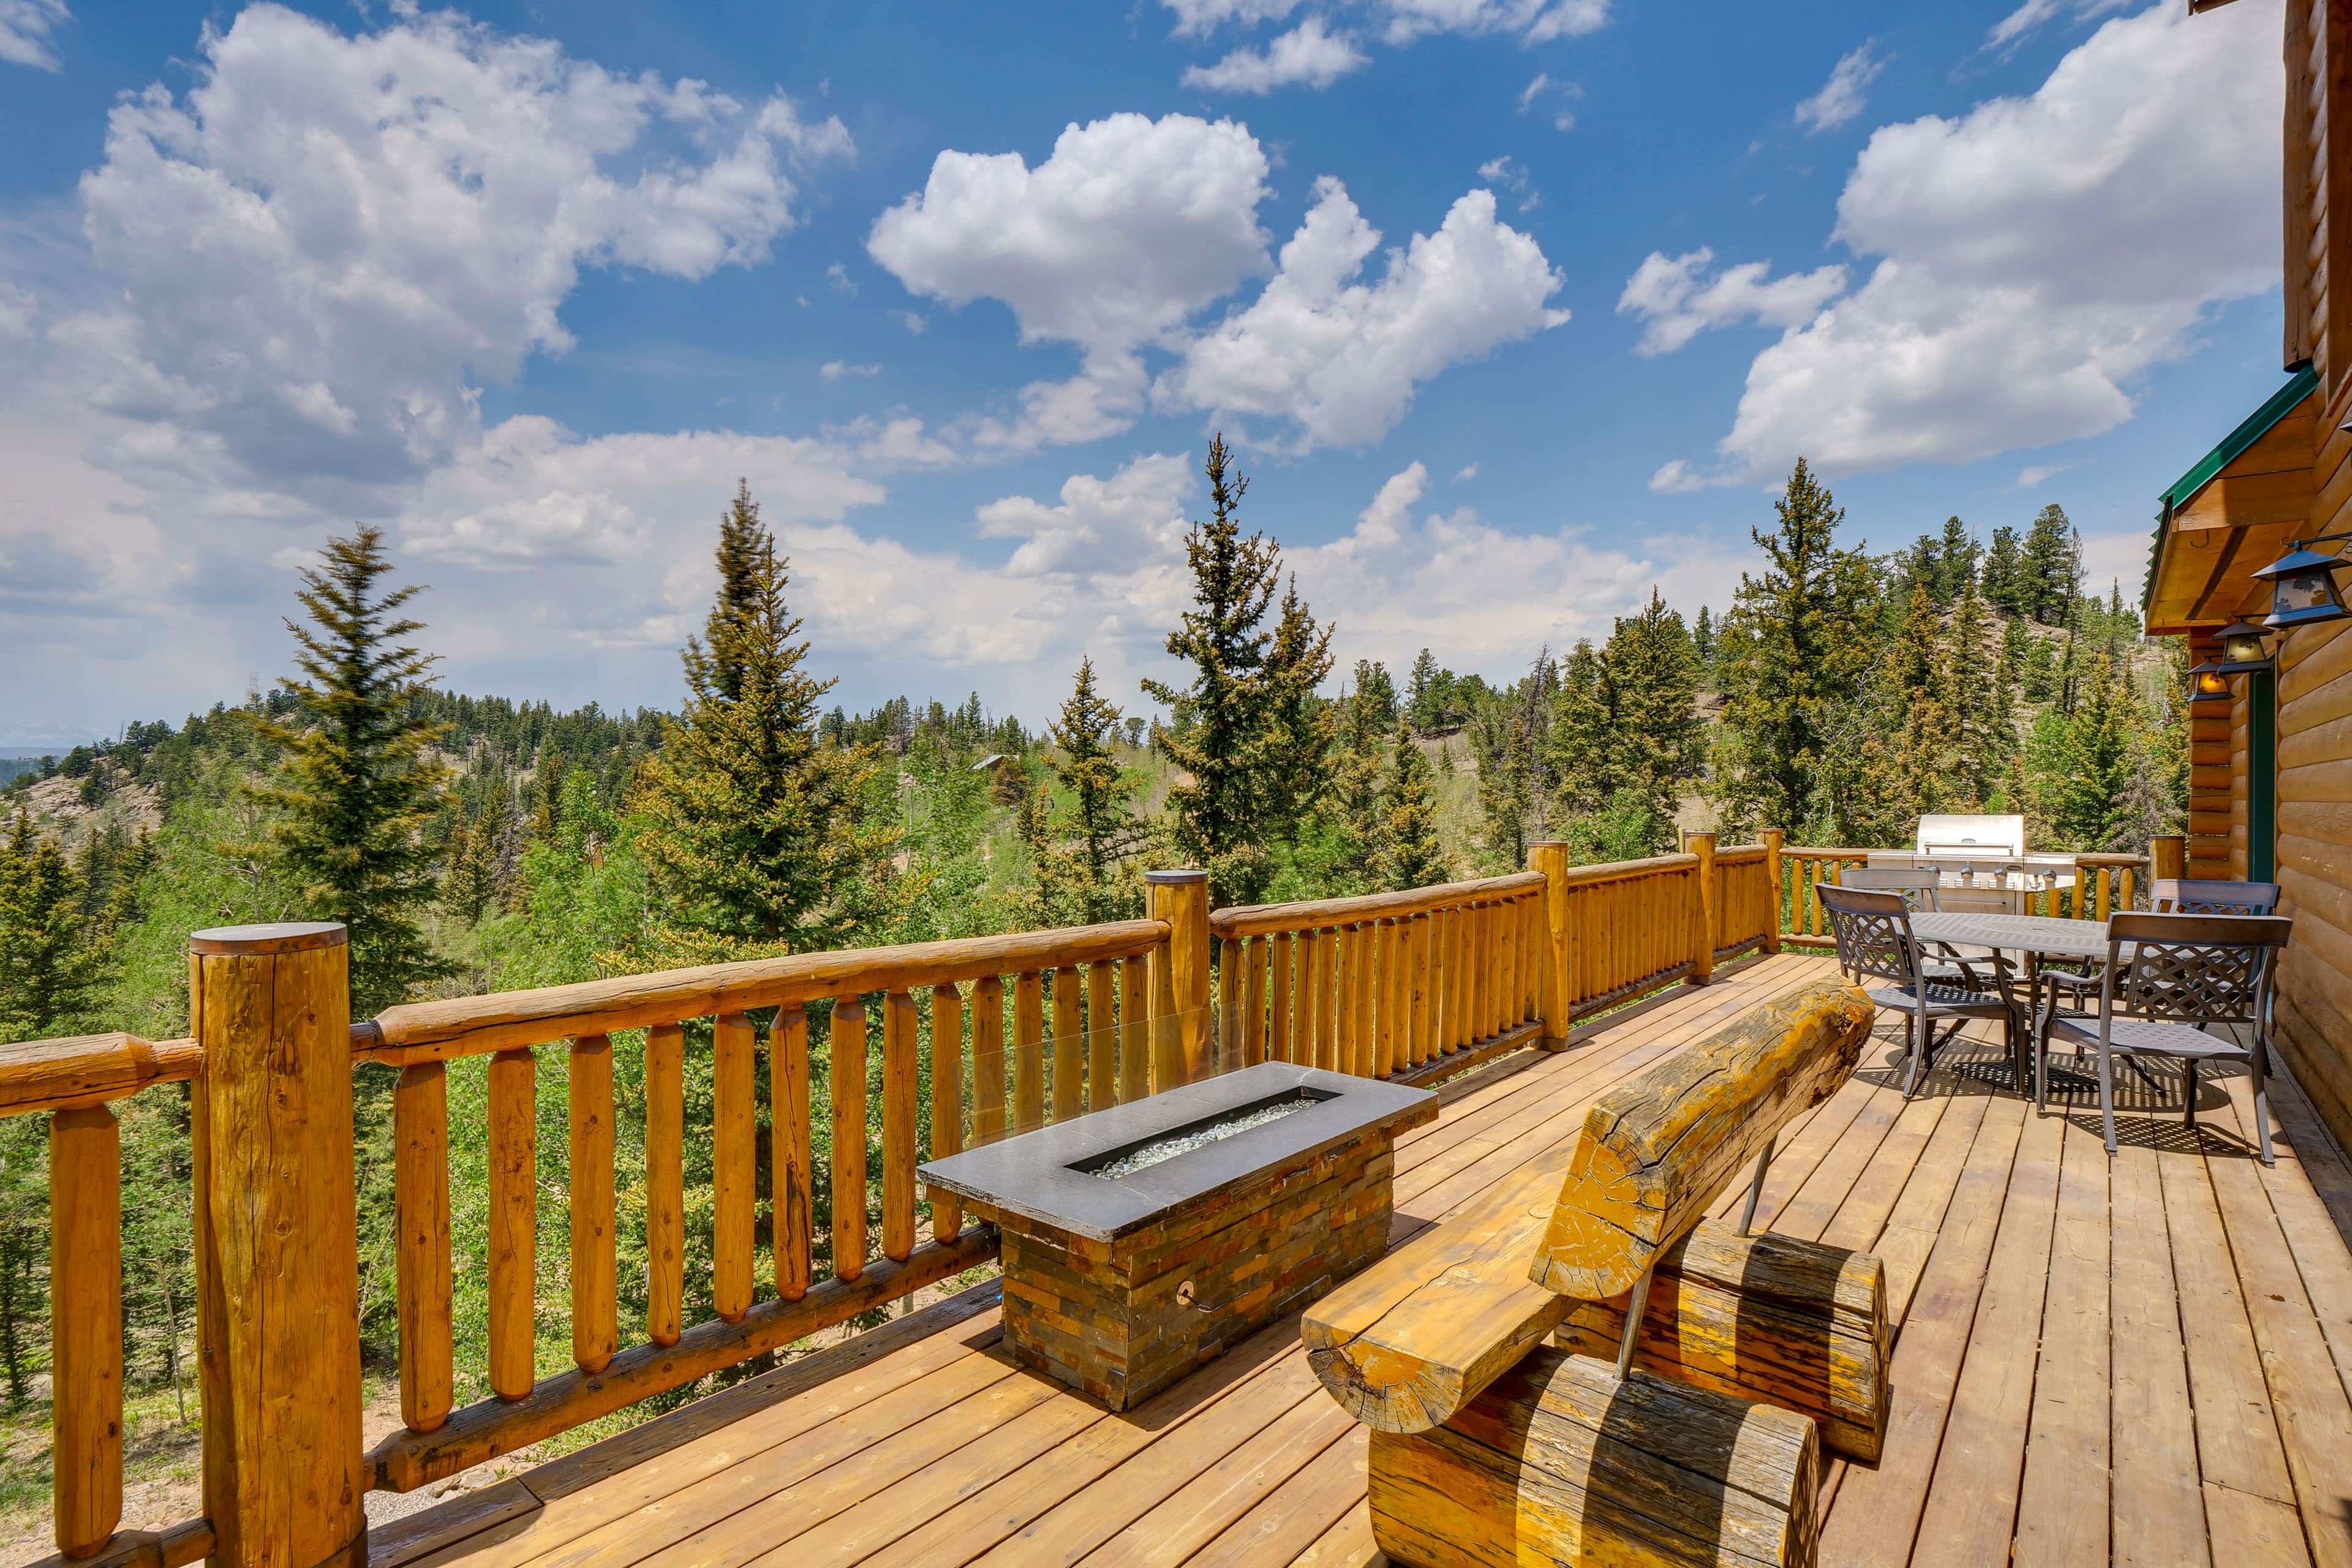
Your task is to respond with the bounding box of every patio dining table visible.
[1909,911,2115,1093]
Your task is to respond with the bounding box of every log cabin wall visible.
[2191,632,2234,879]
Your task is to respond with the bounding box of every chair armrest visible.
[1303,1159,1569,1434]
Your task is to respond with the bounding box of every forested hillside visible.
[0,451,2180,1541]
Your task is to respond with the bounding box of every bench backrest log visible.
[1529,979,1874,1299]
[1303,977,1875,1434]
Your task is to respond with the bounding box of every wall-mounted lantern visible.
[2252,533,2352,630]
[2217,620,2275,674]
[2188,657,2234,704]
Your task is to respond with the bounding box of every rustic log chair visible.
[2034,911,2291,1165]
[1303,979,1882,1568]
[1817,883,2020,1098]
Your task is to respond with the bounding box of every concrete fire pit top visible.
[919,1062,1437,1243]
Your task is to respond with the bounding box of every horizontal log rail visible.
[1208,870,1545,939]
[0,1031,202,1116]
[1773,845,2152,937]
[357,919,1169,1063]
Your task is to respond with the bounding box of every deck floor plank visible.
[385,955,2352,1568]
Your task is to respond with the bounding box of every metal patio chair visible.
[2152,879,2282,914]
[2035,911,2291,1165]
[1837,867,2002,990]
[1819,883,2021,1099]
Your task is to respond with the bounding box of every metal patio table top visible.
[1910,911,2114,961]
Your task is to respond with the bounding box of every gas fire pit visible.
[921,1062,1438,1410]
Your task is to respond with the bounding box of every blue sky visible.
[0,0,2290,747]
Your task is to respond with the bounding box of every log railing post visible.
[51,1102,122,1559]
[189,921,366,1568]
[2152,834,2185,887]
[1761,829,1785,954]
[1147,870,1211,1087]
[1684,832,1717,984]
[1531,842,1570,1046]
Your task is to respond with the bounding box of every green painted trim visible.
[2141,366,2321,613]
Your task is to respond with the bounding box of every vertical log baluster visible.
[1050,968,1082,1120]
[1762,829,1784,951]
[1269,933,1294,1066]
[1117,959,1147,1103]
[1409,911,1433,1066]
[774,1008,812,1301]
[973,977,1007,1142]
[488,1047,537,1401]
[1379,918,1404,1077]
[713,1012,756,1322]
[646,1023,684,1343]
[1087,962,1116,1106]
[1014,971,1046,1134]
[394,1062,453,1434]
[51,1103,121,1559]
[1296,930,1322,1071]
[1156,870,1213,1085]
[1497,899,1517,1033]
[1317,929,1342,1071]
[930,984,965,1242]
[1470,900,1491,1042]
[1232,940,1251,1072]
[569,1034,617,1374]
[831,1000,869,1282]
[1335,924,1359,1076]
[883,990,918,1263]
[1241,939,1267,1069]
[1357,924,1381,1076]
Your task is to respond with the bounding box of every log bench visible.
[1303,978,1881,1568]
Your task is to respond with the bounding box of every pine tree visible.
[2054,654,2138,850]
[249,526,454,1014]
[1692,605,1715,671]
[1608,590,1705,834]
[1031,658,1148,924]
[1891,582,1940,699]
[1934,516,1978,605]
[1352,659,1397,731]
[2021,503,2077,625]
[1376,722,1449,888]
[0,809,107,1041]
[1981,525,2026,617]
[1406,648,1439,729]
[1140,437,1292,903]
[1709,460,1879,835]
[1477,716,1533,871]
[1943,584,2001,808]
[636,484,888,954]
[1259,580,1336,848]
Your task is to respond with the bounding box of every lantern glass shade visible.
[2218,620,2274,672]
[2252,545,2352,630]
[2188,658,2233,704]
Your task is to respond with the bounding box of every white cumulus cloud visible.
[60,2,848,510]
[1656,0,2280,486]
[1162,0,1303,36]
[975,452,1195,576]
[1182,17,1368,94]
[1381,0,1609,45]
[1166,178,1570,448]
[0,0,68,70]
[1795,42,1883,134]
[1618,248,1847,356]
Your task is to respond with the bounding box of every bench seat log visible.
[1553,1219,1891,1463]
[1368,1347,1822,1568]
[1530,979,1874,1300]
[1303,1158,1571,1432]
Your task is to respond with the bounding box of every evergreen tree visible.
[1943,584,2001,807]
[1692,605,1715,671]
[1140,437,1292,904]
[2054,654,2138,850]
[249,526,454,1014]
[0,809,107,1041]
[1351,659,1397,730]
[1708,459,1880,835]
[1980,524,2026,617]
[1258,579,1336,848]
[1477,715,1533,870]
[1406,648,1439,729]
[1376,722,1449,888]
[2021,503,2078,625]
[1548,640,1613,813]
[1934,516,1978,605]
[1546,591,1701,854]
[1031,659,1148,924]
[636,484,888,954]
[1890,582,1940,699]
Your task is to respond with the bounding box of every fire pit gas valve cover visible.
[920,1062,1438,1410]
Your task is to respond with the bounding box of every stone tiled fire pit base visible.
[921,1063,1436,1412]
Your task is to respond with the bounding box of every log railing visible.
[1773,843,2155,941]
[1209,870,1550,1081]
[367,913,1182,1494]
[1,838,1801,1564]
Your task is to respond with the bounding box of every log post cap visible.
[189,921,347,955]
[1144,869,1208,884]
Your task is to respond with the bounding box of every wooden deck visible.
[380,952,2352,1568]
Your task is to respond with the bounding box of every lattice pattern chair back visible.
[1839,867,1943,913]
[2109,913,2290,1025]
[1817,884,1917,984]
[2151,879,2282,916]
